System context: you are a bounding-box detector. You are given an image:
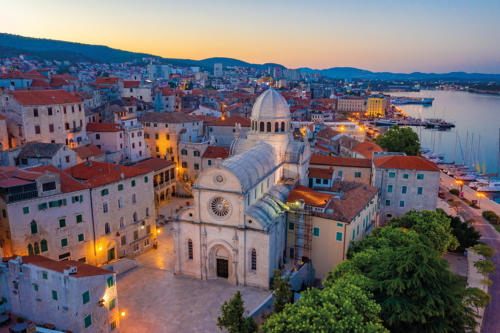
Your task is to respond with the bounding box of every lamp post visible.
[455,180,464,198]
[477,192,486,209]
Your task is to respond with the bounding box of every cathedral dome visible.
[251,88,290,120]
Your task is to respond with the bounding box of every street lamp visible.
[455,180,464,197]
[477,192,486,208]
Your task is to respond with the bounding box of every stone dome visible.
[251,88,291,120]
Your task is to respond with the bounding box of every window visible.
[167,134,170,140]
[387,185,393,193]
[403,174,409,179]
[48,107,53,116]
[59,218,66,228]
[260,122,264,132]
[144,176,148,183]
[251,249,257,271]
[288,222,294,230]
[417,187,423,195]
[118,198,123,208]
[105,223,110,234]
[182,162,187,168]
[103,203,108,213]
[101,189,109,196]
[34,242,40,254]
[41,240,48,252]
[208,160,212,166]
[107,276,114,288]
[78,233,84,242]
[82,291,90,304]
[2,209,6,218]
[33,283,38,291]
[385,200,390,206]
[146,225,151,234]
[337,170,342,177]
[132,194,136,203]
[194,150,200,157]
[337,222,343,227]
[154,123,158,127]
[30,221,38,234]
[84,315,91,328]
[121,235,127,245]
[281,122,285,132]
[181,149,187,156]
[399,201,405,207]
[389,172,395,178]
[322,179,328,184]
[188,239,193,259]
[23,207,29,214]
[95,133,100,140]
[313,227,320,237]
[402,186,407,194]
[417,174,424,180]
[336,231,343,242]
[49,124,54,132]
[111,321,117,330]
[133,212,138,222]
[76,214,83,223]
[354,172,361,178]
[131,180,136,187]
[118,184,123,191]
[274,122,279,132]
[61,238,68,247]
[52,290,58,300]
[120,217,125,228]
[33,108,39,117]
[134,230,138,240]
[267,122,271,132]
[315,178,321,184]
[194,163,199,170]
[28,244,34,256]
[109,298,116,310]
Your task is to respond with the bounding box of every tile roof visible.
[72,145,105,159]
[204,115,251,127]
[18,142,64,159]
[373,155,440,171]
[316,127,340,140]
[310,154,371,168]
[133,158,175,172]
[86,122,122,132]
[352,141,383,159]
[95,77,120,84]
[286,185,333,208]
[123,80,140,88]
[139,112,196,124]
[65,161,150,188]
[202,146,230,159]
[308,167,333,179]
[16,256,112,278]
[10,90,82,106]
[27,165,87,193]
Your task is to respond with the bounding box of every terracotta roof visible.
[286,185,333,208]
[204,115,251,127]
[202,146,230,159]
[30,78,51,88]
[10,90,81,106]
[86,122,122,132]
[316,127,340,140]
[308,167,333,179]
[133,158,175,172]
[65,161,150,188]
[123,80,140,88]
[310,154,371,168]
[95,77,120,84]
[139,112,196,124]
[15,256,112,278]
[27,165,87,193]
[0,114,6,120]
[373,155,440,171]
[352,142,383,159]
[49,77,70,87]
[72,145,105,159]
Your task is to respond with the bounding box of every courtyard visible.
[117,225,270,333]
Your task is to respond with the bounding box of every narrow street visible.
[440,174,500,333]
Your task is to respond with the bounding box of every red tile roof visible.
[310,154,371,168]
[286,185,333,208]
[139,112,196,124]
[65,161,150,188]
[16,256,112,278]
[86,122,122,132]
[352,142,383,159]
[95,77,120,84]
[373,155,440,171]
[202,146,230,159]
[72,145,105,159]
[27,165,87,193]
[123,80,140,88]
[133,158,175,172]
[308,167,333,179]
[10,90,81,106]
[204,115,251,127]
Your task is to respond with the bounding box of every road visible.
[440,173,500,333]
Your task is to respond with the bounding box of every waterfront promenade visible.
[440,173,500,333]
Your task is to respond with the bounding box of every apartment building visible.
[0,90,87,148]
[372,155,440,224]
[336,96,366,113]
[201,146,230,170]
[204,115,251,146]
[121,80,152,103]
[0,114,8,151]
[133,157,176,209]
[14,142,78,169]
[3,255,119,332]
[309,154,372,185]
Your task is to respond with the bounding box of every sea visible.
[390,89,500,203]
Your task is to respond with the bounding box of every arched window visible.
[34,242,40,255]
[251,249,257,271]
[260,122,264,132]
[132,194,136,203]
[281,121,285,132]
[120,217,125,229]
[274,122,279,132]
[28,244,34,256]
[266,122,271,132]
[252,121,255,130]
[146,207,150,217]
[133,212,138,222]
[187,239,193,260]
[40,239,48,252]
[118,198,123,208]
[105,223,110,234]
[30,220,38,234]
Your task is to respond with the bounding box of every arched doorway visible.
[208,244,232,280]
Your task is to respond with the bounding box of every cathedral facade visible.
[172,88,310,289]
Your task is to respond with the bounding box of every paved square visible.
[117,228,270,333]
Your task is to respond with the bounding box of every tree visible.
[271,270,293,313]
[262,277,388,333]
[474,259,495,276]
[217,291,257,333]
[472,244,495,258]
[449,217,480,252]
[391,209,459,254]
[375,125,420,156]
[463,287,491,313]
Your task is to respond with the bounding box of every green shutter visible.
[23,207,29,214]
[76,214,83,223]
[84,315,92,328]
[41,240,48,252]
[52,290,58,300]
[336,231,343,242]
[107,276,114,288]
[144,176,148,183]
[313,227,320,237]
[59,219,66,228]
[118,184,123,191]
[61,238,68,247]
[131,180,136,187]
[78,233,84,242]
[82,291,90,304]
[109,298,116,310]
[42,272,47,279]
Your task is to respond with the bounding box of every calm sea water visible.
[391,90,500,202]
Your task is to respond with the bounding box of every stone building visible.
[14,142,78,169]
[0,114,8,151]
[309,154,372,185]
[172,88,311,289]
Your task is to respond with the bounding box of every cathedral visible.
[172,88,311,289]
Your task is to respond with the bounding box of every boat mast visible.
[453,131,458,164]
[477,135,481,173]
[469,133,474,169]
[497,128,500,179]
[464,130,469,167]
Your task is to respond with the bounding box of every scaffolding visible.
[288,202,313,265]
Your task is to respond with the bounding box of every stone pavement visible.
[117,228,269,333]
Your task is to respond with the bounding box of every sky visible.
[2,0,500,73]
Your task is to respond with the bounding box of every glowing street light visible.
[477,192,486,208]
[121,311,126,317]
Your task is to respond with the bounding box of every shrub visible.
[472,244,495,258]
[482,211,500,224]
[450,189,460,196]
